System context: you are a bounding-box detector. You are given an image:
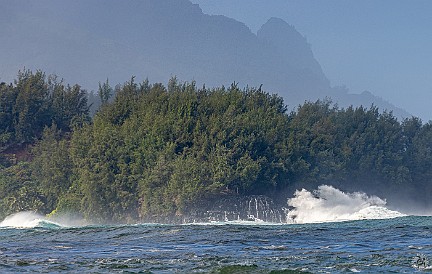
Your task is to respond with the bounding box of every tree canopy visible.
[0,70,90,150]
[1,71,432,222]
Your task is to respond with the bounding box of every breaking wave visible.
[286,185,406,223]
[0,211,64,229]
[0,186,408,227]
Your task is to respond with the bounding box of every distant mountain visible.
[0,0,410,118]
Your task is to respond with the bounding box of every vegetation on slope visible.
[1,70,432,222]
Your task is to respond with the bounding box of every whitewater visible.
[286,185,406,223]
[1,186,431,273]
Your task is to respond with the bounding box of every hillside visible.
[1,73,431,223]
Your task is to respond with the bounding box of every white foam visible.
[0,211,63,228]
[286,185,406,223]
[0,211,44,228]
[184,219,282,226]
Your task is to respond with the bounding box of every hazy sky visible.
[190,0,432,121]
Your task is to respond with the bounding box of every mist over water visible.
[0,211,87,229]
[286,185,406,223]
[0,211,49,228]
[1,185,409,229]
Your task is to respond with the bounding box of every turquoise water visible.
[1,216,432,273]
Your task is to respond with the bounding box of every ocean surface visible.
[1,186,432,273]
[1,215,432,273]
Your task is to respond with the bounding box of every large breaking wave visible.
[0,185,408,227]
[286,185,406,223]
[0,211,64,229]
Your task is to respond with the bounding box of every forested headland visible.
[1,70,432,223]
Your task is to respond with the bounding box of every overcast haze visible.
[191,0,432,121]
[1,0,430,120]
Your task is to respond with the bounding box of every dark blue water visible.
[1,216,432,273]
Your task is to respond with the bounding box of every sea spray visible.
[195,195,285,223]
[286,185,406,223]
[0,211,66,228]
[1,186,407,226]
[0,211,47,228]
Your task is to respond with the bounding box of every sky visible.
[190,0,432,121]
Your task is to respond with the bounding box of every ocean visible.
[1,186,431,273]
[1,215,432,273]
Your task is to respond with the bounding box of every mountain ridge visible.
[0,0,411,118]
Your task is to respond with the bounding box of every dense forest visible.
[1,70,432,223]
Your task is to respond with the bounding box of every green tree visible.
[13,70,51,143]
[98,78,112,105]
[31,124,73,212]
[0,162,46,219]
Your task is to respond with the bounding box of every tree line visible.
[1,70,431,222]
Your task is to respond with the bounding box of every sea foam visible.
[286,185,406,223]
[0,211,63,229]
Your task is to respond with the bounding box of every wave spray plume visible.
[287,185,406,223]
[0,211,64,229]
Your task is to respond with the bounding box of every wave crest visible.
[0,211,63,229]
[286,185,406,223]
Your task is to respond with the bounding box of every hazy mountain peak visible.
[259,17,303,38]
[257,17,325,80]
[258,17,309,49]
[0,0,411,118]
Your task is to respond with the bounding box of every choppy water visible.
[1,216,432,273]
